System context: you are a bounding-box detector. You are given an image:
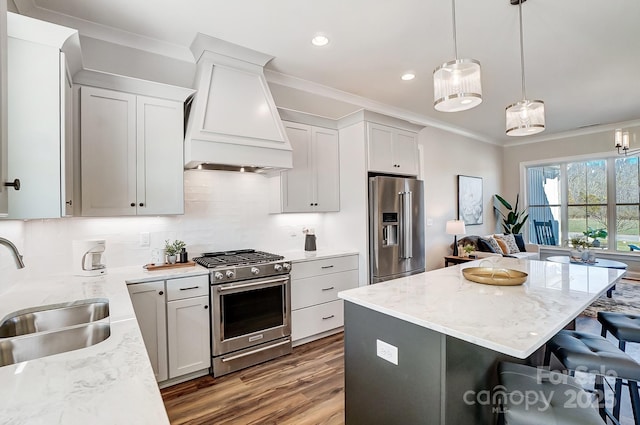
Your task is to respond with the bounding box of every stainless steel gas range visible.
[193,249,292,377]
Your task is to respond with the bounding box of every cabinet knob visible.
[139,202,144,207]
[66,200,73,206]
[204,305,208,309]
[130,202,136,207]
[158,291,164,296]
[4,178,20,191]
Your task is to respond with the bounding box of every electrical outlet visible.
[376,339,398,365]
[426,218,433,226]
[139,232,150,247]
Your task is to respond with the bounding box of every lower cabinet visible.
[128,274,210,385]
[291,254,358,345]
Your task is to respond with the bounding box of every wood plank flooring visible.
[161,332,344,425]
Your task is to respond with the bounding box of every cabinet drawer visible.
[291,254,358,280]
[166,275,209,301]
[292,300,344,342]
[292,269,358,310]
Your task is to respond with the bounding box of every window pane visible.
[528,166,561,206]
[567,162,586,204]
[616,205,640,251]
[616,157,639,204]
[586,160,606,204]
[568,206,587,241]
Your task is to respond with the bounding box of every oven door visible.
[211,275,291,356]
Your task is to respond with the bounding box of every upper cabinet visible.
[367,122,418,176]
[80,85,186,216]
[274,121,340,213]
[0,0,7,216]
[4,13,81,219]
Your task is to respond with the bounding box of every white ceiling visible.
[13,0,640,145]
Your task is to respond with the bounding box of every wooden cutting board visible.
[143,261,197,271]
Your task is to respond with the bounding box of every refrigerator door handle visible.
[400,191,413,259]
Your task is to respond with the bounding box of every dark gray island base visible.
[344,302,536,425]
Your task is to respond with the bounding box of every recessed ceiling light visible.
[311,35,329,47]
[401,73,415,81]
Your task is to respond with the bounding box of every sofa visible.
[456,234,540,260]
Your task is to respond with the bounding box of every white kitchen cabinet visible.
[291,254,358,345]
[367,122,418,176]
[166,275,210,379]
[279,122,339,213]
[80,86,184,216]
[128,281,168,382]
[5,16,78,219]
[0,0,7,216]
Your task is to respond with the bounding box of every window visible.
[525,155,640,252]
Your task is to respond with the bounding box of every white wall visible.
[419,126,503,271]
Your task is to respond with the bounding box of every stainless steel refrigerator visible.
[369,176,425,284]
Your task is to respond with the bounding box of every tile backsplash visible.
[0,170,328,293]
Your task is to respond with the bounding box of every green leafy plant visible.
[164,239,186,256]
[494,194,529,234]
[463,244,475,254]
[570,236,591,249]
[583,227,607,240]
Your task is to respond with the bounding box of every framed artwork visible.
[458,175,483,225]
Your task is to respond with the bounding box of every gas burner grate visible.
[194,249,284,268]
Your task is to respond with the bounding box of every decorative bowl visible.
[462,267,528,286]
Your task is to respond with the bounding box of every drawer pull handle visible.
[179,286,200,291]
[321,265,334,269]
[321,286,335,291]
[322,315,335,320]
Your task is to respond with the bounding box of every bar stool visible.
[598,311,640,352]
[498,362,603,424]
[544,330,640,424]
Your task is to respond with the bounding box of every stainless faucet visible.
[0,237,25,268]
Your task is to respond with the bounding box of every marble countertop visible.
[338,257,625,359]
[0,264,208,425]
[282,249,359,263]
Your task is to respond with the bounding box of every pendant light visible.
[505,0,545,136]
[433,0,482,112]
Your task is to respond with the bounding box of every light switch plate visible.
[139,232,150,247]
[376,339,398,365]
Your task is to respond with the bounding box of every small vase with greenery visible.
[494,194,529,235]
[582,227,607,247]
[164,239,186,264]
[463,244,475,258]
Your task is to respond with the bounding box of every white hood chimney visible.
[184,34,292,172]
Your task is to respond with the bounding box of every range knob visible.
[274,263,283,272]
[214,271,224,280]
[251,267,260,275]
[225,270,235,279]
[282,262,291,271]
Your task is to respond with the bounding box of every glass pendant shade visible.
[505,99,545,136]
[433,59,482,112]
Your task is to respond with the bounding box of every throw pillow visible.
[513,234,526,252]
[477,237,498,253]
[484,236,504,254]
[497,233,520,253]
[493,237,509,254]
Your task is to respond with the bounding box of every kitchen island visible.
[338,257,626,425]
[0,265,208,425]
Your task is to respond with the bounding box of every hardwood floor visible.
[161,332,345,425]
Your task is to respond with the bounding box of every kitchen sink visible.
[0,299,110,338]
[0,322,111,367]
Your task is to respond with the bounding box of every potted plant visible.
[582,227,607,247]
[164,239,185,264]
[494,194,529,235]
[462,244,475,258]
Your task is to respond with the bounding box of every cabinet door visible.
[0,0,7,216]
[312,126,340,212]
[281,122,313,212]
[7,38,62,219]
[367,123,394,174]
[394,129,418,176]
[167,295,210,378]
[128,281,168,382]
[61,59,73,216]
[81,86,137,216]
[136,96,184,215]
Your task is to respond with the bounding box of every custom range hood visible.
[184,34,292,172]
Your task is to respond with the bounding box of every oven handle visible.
[216,276,289,292]
[220,339,291,362]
